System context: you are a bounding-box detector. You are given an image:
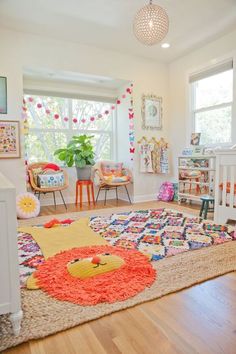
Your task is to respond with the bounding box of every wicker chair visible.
[92,161,132,205]
[28,162,69,209]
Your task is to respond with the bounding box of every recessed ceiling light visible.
[161,43,170,48]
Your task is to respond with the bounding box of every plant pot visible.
[76,165,92,181]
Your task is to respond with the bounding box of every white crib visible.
[214,150,236,224]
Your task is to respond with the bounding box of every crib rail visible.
[214,150,236,223]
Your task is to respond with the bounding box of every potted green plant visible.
[54,135,95,180]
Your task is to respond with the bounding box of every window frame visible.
[24,93,117,163]
[190,62,234,148]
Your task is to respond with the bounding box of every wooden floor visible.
[39,199,204,217]
[39,199,132,216]
[4,201,236,354]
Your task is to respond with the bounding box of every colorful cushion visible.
[16,192,40,219]
[37,172,64,188]
[101,162,123,177]
[41,169,60,175]
[31,168,43,185]
[104,175,130,183]
[43,163,60,171]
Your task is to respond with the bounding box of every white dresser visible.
[0,173,22,335]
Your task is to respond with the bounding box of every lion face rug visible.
[27,245,156,305]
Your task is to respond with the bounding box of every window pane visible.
[195,106,232,145]
[25,132,67,163]
[24,95,69,129]
[24,94,114,163]
[194,69,233,110]
[72,99,112,131]
[91,133,111,160]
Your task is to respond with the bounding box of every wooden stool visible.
[75,180,95,208]
[199,195,215,219]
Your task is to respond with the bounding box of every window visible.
[190,61,233,145]
[24,94,116,163]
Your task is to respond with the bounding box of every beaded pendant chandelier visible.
[133,0,169,46]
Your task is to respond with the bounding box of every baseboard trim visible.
[133,194,157,203]
[39,193,156,207]
[39,194,117,207]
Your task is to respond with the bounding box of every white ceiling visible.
[0,0,236,62]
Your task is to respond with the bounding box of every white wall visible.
[116,82,134,201]
[133,73,170,202]
[169,29,236,180]
[0,34,26,194]
[0,28,169,203]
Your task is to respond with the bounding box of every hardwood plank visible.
[89,317,122,354]
[66,323,107,354]
[2,342,31,354]
[39,199,131,217]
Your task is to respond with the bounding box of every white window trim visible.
[189,61,234,148]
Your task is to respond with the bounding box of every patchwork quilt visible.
[18,208,235,288]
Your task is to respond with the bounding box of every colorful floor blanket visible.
[89,208,235,260]
[18,224,72,287]
[18,208,235,287]
[18,232,44,287]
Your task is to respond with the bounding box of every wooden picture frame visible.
[141,94,162,130]
[0,120,21,158]
[0,77,7,114]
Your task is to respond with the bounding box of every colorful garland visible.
[128,86,135,161]
[21,83,135,161]
[22,85,133,124]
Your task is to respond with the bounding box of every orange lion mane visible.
[34,245,156,305]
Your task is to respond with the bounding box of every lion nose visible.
[91,256,101,264]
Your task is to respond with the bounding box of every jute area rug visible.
[1,204,236,351]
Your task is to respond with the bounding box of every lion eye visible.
[103,253,110,256]
[71,258,80,264]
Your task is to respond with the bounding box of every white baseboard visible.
[38,191,119,207]
[38,192,156,207]
[133,194,157,203]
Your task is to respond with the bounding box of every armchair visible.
[92,161,132,205]
[28,162,69,209]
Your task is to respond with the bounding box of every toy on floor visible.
[157,182,174,201]
[43,218,74,228]
[16,192,40,219]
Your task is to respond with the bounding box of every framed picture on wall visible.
[0,120,21,158]
[0,77,7,114]
[190,133,201,146]
[141,94,162,130]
